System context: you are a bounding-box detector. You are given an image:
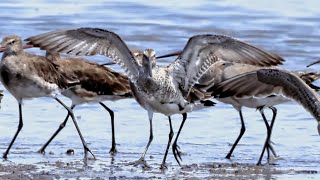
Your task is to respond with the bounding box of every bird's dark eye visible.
[10,40,16,44]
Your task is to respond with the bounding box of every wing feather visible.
[25,28,140,82]
[168,34,283,98]
[257,69,320,121]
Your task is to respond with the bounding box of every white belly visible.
[218,95,291,110]
[5,79,60,101]
[62,89,129,105]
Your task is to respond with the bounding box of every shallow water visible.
[0,0,320,179]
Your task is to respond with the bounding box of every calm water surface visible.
[0,0,320,179]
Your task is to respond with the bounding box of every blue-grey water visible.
[0,0,320,179]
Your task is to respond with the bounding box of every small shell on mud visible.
[66,149,75,155]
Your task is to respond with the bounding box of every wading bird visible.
[207,63,320,164]
[211,68,320,163]
[156,43,285,165]
[0,35,94,162]
[36,49,158,155]
[25,28,222,169]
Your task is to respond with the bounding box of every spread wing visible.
[211,69,320,123]
[257,69,320,123]
[168,34,284,98]
[160,35,284,67]
[209,70,281,98]
[25,28,141,82]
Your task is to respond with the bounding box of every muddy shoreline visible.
[1,156,319,179]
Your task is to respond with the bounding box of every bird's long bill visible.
[156,50,182,59]
[0,46,5,52]
[307,60,320,67]
[100,62,116,66]
[22,44,34,49]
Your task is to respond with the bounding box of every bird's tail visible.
[183,100,216,113]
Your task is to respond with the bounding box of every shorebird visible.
[156,46,286,165]
[159,50,320,165]
[23,28,242,169]
[159,54,320,165]
[35,51,132,154]
[37,49,158,155]
[0,35,94,162]
[206,62,320,164]
[211,68,320,163]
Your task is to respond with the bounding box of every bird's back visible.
[55,57,132,101]
[0,52,70,100]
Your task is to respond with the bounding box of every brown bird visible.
[34,51,132,155]
[37,49,158,154]
[210,68,320,164]
[0,35,94,162]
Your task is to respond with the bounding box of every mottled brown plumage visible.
[0,35,94,161]
[49,53,131,101]
[37,51,132,154]
[25,29,219,168]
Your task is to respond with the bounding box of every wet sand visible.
[0,149,319,179]
[0,160,318,179]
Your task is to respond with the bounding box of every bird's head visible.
[143,48,156,68]
[0,35,23,54]
[0,35,33,54]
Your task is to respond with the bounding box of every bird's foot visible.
[84,144,96,160]
[38,148,46,154]
[128,157,151,169]
[172,142,183,165]
[2,153,8,160]
[160,163,167,170]
[225,153,233,159]
[109,147,117,155]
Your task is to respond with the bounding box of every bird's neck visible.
[143,62,152,77]
[2,50,21,60]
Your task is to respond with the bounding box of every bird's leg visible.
[160,116,174,170]
[3,103,23,159]
[226,109,245,159]
[257,106,273,166]
[172,113,187,165]
[130,111,153,168]
[99,102,117,155]
[268,106,278,158]
[38,105,75,153]
[54,97,95,164]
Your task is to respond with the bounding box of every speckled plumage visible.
[0,39,70,102]
[25,28,220,168]
[0,35,94,161]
